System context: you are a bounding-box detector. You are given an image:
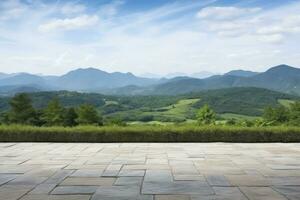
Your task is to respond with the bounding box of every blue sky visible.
[0,0,300,76]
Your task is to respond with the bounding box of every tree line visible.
[0,93,299,127]
[196,102,300,126]
[0,93,102,126]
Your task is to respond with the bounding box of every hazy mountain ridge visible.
[0,64,299,96]
[131,64,300,95]
[225,70,259,77]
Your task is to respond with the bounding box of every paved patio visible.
[0,143,300,200]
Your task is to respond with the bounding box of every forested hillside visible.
[0,87,297,123]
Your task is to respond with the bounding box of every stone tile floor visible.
[0,143,300,200]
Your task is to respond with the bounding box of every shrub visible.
[196,104,216,125]
[76,104,102,125]
[43,98,64,126]
[7,93,36,125]
[0,125,300,142]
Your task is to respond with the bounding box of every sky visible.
[0,0,300,76]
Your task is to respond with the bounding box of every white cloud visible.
[258,34,284,44]
[38,15,99,32]
[257,15,300,35]
[197,6,261,20]
[0,1,300,75]
[97,0,124,18]
[0,0,28,21]
[61,3,86,15]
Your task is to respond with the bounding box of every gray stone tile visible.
[1,143,300,199]
[0,175,18,185]
[240,187,288,200]
[7,176,47,186]
[92,185,153,200]
[156,195,190,200]
[51,186,98,195]
[0,185,34,200]
[115,177,143,186]
[118,169,145,177]
[60,177,116,186]
[20,194,91,200]
[44,169,74,184]
[273,186,300,196]
[205,175,231,186]
[71,169,103,177]
[29,184,56,194]
[142,181,214,195]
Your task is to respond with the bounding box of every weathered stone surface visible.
[51,186,98,195]
[0,143,299,199]
[60,177,116,186]
[240,187,287,200]
[155,195,190,200]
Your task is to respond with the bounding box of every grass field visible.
[143,98,199,120]
[220,113,259,120]
[1,124,300,142]
[278,99,295,107]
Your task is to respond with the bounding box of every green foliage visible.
[263,106,289,125]
[76,104,102,125]
[192,87,297,116]
[262,101,300,126]
[196,104,216,125]
[105,117,127,126]
[225,118,237,126]
[43,98,64,126]
[289,101,300,125]
[1,124,300,142]
[62,107,78,127]
[7,93,36,125]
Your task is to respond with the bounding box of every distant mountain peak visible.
[266,64,298,72]
[225,70,258,77]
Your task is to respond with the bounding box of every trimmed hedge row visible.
[0,125,300,142]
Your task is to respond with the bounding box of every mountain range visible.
[0,64,299,96]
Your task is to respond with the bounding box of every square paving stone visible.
[20,195,91,200]
[114,177,143,186]
[28,184,56,194]
[270,177,300,185]
[173,175,205,181]
[205,175,231,186]
[7,176,48,186]
[44,169,74,184]
[51,186,98,195]
[142,181,214,195]
[240,187,288,200]
[71,169,103,177]
[118,170,145,177]
[225,175,270,186]
[155,195,190,200]
[0,175,18,185]
[272,186,300,196]
[91,185,153,200]
[0,185,34,200]
[60,177,116,186]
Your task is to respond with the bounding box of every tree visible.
[62,107,78,127]
[196,104,216,125]
[289,101,300,125]
[263,105,289,125]
[76,104,102,125]
[8,93,36,124]
[43,98,64,126]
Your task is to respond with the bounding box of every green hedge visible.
[0,125,300,142]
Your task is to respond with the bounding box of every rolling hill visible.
[0,87,297,122]
[225,70,258,77]
[54,68,161,90]
[0,64,299,96]
[113,64,300,95]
